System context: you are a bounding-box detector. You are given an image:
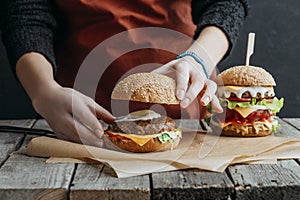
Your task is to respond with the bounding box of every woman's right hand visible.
[16,53,115,147]
[31,82,115,147]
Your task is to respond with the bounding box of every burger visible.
[105,73,182,152]
[211,65,284,137]
[105,110,182,152]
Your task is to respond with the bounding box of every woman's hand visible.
[152,55,223,114]
[153,26,231,116]
[32,83,115,147]
[16,53,115,147]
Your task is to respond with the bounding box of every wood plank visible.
[32,119,52,131]
[0,119,76,200]
[282,118,300,130]
[17,119,54,154]
[274,119,300,138]
[70,164,151,200]
[228,160,300,200]
[0,154,75,200]
[151,169,234,200]
[0,119,35,165]
[282,118,300,165]
[0,119,35,127]
[34,119,151,199]
[16,119,52,154]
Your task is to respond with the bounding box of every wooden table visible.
[0,118,300,200]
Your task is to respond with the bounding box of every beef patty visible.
[108,116,176,135]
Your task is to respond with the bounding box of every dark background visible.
[1,0,299,119]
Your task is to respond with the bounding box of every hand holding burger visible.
[106,73,182,152]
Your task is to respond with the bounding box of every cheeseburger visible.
[211,65,284,137]
[105,110,181,152]
[105,73,182,152]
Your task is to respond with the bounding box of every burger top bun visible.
[215,65,276,86]
[111,73,180,105]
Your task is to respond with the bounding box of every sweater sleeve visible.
[191,0,249,56]
[0,0,57,75]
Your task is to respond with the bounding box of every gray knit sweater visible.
[0,0,249,74]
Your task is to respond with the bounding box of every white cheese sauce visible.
[115,110,161,122]
[217,86,275,98]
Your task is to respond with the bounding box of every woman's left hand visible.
[152,55,223,114]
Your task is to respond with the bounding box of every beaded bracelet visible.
[176,51,210,79]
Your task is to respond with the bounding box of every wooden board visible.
[282,118,300,165]
[0,119,35,165]
[151,169,234,200]
[275,119,300,138]
[0,119,35,128]
[32,119,53,131]
[70,164,151,200]
[0,119,76,200]
[228,160,300,200]
[33,119,151,200]
[283,118,300,130]
[16,119,52,154]
[0,154,75,200]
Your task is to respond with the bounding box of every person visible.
[1,0,249,147]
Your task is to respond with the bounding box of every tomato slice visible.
[106,131,129,140]
[226,98,274,103]
[215,108,274,125]
[227,97,252,102]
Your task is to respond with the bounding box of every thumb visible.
[95,104,115,123]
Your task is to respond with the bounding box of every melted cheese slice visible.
[219,122,233,129]
[225,85,274,92]
[115,110,161,122]
[109,130,181,146]
[210,118,232,128]
[115,132,161,146]
[217,86,275,98]
[233,107,257,118]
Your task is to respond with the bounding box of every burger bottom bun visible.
[211,122,272,137]
[103,134,181,153]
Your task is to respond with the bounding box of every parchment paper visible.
[26,131,300,178]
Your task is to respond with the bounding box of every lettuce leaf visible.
[222,97,284,114]
[272,123,281,132]
[157,133,175,143]
[271,116,281,132]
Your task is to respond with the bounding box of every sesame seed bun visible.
[215,65,276,86]
[111,73,179,105]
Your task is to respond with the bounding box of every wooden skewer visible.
[245,33,255,66]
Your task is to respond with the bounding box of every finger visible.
[181,76,205,108]
[211,95,223,113]
[57,115,103,147]
[200,80,223,113]
[54,131,68,141]
[94,103,115,123]
[78,106,105,139]
[175,62,190,100]
[72,118,104,147]
[200,80,217,106]
[75,94,115,124]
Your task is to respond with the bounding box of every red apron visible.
[54,0,198,118]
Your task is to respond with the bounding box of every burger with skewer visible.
[210,65,284,137]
